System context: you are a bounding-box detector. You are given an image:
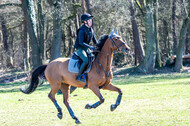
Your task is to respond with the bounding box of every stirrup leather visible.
[77,74,85,82]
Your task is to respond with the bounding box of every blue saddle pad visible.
[68,52,94,73]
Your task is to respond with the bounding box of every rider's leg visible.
[76,48,88,81]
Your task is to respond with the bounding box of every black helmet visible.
[81,13,93,23]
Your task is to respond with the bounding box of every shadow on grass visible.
[113,74,190,85]
[0,81,51,94]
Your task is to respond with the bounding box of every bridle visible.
[95,36,128,86]
[109,36,126,52]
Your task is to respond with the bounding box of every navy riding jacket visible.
[74,25,98,50]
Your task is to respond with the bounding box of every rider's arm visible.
[78,30,93,49]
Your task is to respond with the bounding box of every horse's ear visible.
[115,29,118,35]
[110,28,114,36]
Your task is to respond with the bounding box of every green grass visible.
[0,73,190,126]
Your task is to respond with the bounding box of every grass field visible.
[0,73,190,126]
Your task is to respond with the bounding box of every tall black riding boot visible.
[77,62,87,82]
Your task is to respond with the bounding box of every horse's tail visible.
[20,65,47,94]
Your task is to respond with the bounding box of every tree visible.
[174,3,190,72]
[37,0,45,63]
[21,0,42,69]
[22,20,30,71]
[129,0,144,65]
[85,0,92,14]
[48,0,63,61]
[0,0,190,72]
[154,0,161,68]
[0,30,2,43]
[135,0,157,73]
[172,0,178,55]
[67,23,74,57]
[81,0,86,13]
[1,16,13,68]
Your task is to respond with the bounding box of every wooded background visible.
[0,0,190,73]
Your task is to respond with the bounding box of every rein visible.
[94,36,125,86]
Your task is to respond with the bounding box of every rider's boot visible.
[76,62,87,82]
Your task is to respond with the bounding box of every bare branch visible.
[7,20,24,30]
[0,3,22,9]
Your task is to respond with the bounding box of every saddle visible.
[68,52,95,74]
[68,52,95,88]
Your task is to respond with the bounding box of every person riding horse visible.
[74,13,98,82]
[21,28,131,124]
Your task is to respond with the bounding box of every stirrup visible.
[77,74,85,82]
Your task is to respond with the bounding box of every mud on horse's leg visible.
[48,90,63,119]
[102,83,123,111]
[60,84,81,124]
[85,86,104,109]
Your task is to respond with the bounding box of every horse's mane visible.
[96,34,109,51]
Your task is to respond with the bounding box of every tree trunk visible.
[1,16,8,52]
[22,20,30,71]
[81,0,86,13]
[62,29,66,56]
[67,23,74,57]
[174,11,190,72]
[72,0,79,31]
[85,0,92,14]
[185,23,190,53]
[0,30,2,44]
[172,0,178,55]
[137,3,156,73]
[50,0,62,61]
[1,16,13,68]
[162,19,170,57]
[37,0,45,63]
[129,0,144,65]
[21,0,41,69]
[74,14,79,31]
[44,19,49,59]
[154,0,161,68]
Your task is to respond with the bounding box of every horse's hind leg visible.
[102,83,122,111]
[60,83,81,124]
[48,84,62,119]
[85,85,104,109]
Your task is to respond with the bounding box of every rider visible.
[74,13,98,82]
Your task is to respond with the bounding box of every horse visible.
[20,29,130,124]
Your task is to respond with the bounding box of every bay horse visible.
[20,29,130,124]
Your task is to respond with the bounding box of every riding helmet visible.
[81,13,93,23]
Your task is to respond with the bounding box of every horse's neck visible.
[96,40,113,72]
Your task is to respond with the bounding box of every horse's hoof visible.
[57,113,62,119]
[85,104,91,109]
[75,119,81,124]
[110,104,116,111]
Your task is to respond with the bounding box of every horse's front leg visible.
[85,86,104,109]
[102,83,122,111]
